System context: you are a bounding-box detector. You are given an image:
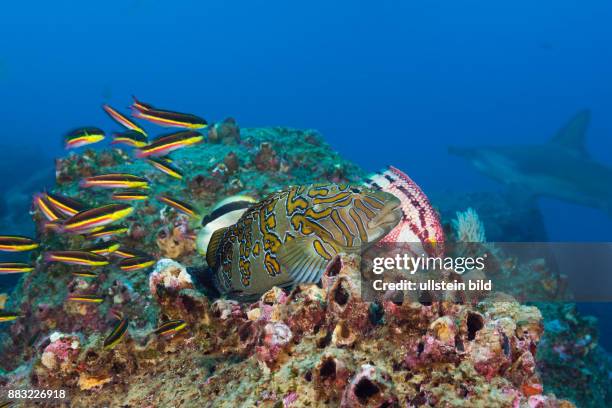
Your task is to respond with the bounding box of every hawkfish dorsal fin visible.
[277,237,334,286]
[206,227,228,269]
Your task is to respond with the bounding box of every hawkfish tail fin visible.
[206,227,228,270]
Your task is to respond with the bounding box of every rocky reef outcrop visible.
[0,124,608,407]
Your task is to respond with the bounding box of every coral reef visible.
[0,125,608,407]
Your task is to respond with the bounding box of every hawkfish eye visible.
[350,188,361,193]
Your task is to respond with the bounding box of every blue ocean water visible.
[1,1,611,344]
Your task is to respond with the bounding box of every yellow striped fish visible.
[111,130,148,148]
[130,97,207,129]
[33,193,66,222]
[104,315,129,349]
[112,190,149,201]
[80,174,149,189]
[62,204,133,234]
[157,195,198,218]
[84,240,120,255]
[67,294,104,303]
[46,192,87,217]
[136,131,203,158]
[72,270,98,278]
[205,184,401,299]
[45,251,109,266]
[118,256,155,272]
[0,236,39,252]
[103,104,146,136]
[84,224,129,240]
[147,157,183,179]
[0,262,35,274]
[65,127,105,149]
[153,319,187,336]
[0,312,20,322]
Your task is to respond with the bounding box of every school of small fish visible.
[0,96,444,353]
[1,97,208,349]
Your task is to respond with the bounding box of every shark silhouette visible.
[449,110,612,216]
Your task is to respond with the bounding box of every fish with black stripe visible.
[103,104,147,136]
[196,195,257,257]
[136,131,204,158]
[104,310,129,349]
[203,184,401,300]
[130,96,207,129]
[111,130,149,148]
[0,262,35,274]
[0,236,39,252]
[62,204,134,234]
[45,192,88,217]
[65,127,105,149]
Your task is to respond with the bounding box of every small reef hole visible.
[333,283,350,306]
[319,358,336,381]
[418,291,433,306]
[354,378,380,403]
[390,291,404,306]
[417,341,425,356]
[502,333,510,356]
[454,334,465,352]
[238,322,253,342]
[467,312,484,341]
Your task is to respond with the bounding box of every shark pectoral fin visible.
[277,237,330,286]
[549,109,591,157]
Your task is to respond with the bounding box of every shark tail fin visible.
[549,109,591,156]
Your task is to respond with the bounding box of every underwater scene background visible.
[0,1,611,407]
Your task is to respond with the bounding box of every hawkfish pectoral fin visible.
[206,227,229,269]
[277,237,333,286]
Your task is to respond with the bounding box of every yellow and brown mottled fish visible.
[206,184,401,300]
[0,236,39,252]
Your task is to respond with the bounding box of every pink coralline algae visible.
[40,333,80,372]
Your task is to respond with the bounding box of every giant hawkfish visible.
[204,184,402,299]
